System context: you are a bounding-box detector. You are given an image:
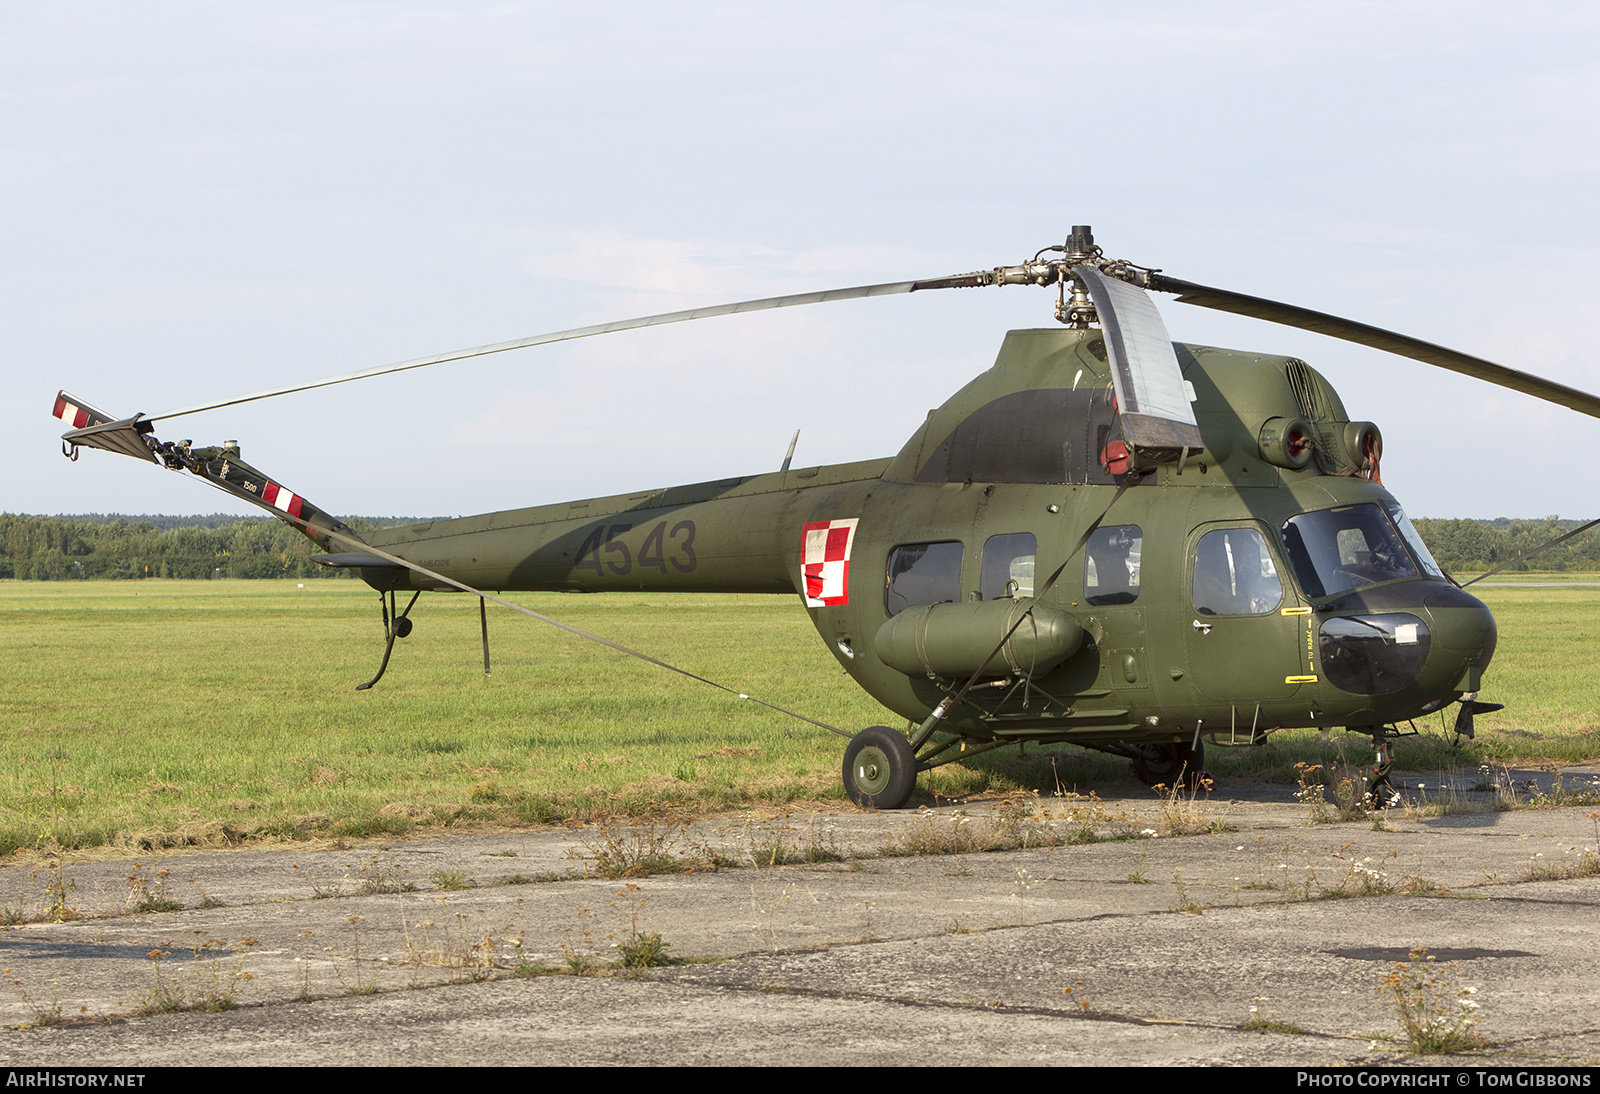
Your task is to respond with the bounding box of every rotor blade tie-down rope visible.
[1458,516,1600,588]
[928,474,1140,733]
[315,524,853,738]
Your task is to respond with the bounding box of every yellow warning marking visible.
[1285,674,1318,684]
[1280,606,1312,616]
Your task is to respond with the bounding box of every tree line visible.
[1410,517,1600,577]
[0,514,420,580]
[1,512,1595,581]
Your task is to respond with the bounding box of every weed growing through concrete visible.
[125,862,181,914]
[1150,781,1232,836]
[1378,948,1486,1054]
[507,935,544,978]
[573,822,703,878]
[191,880,227,909]
[1062,980,1092,1014]
[1242,996,1307,1034]
[610,884,673,970]
[748,878,795,952]
[879,800,1094,859]
[291,862,345,899]
[1319,849,1398,899]
[402,899,506,982]
[338,915,377,994]
[856,899,878,943]
[1295,762,1373,824]
[24,997,64,1029]
[295,929,318,1001]
[1294,763,1333,824]
[1012,868,1037,924]
[1170,868,1206,914]
[1526,767,1600,809]
[732,813,846,867]
[1331,776,1371,822]
[358,856,415,895]
[41,759,77,923]
[560,904,602,973]
[1242,839,1443,902]
[428,867,472,891]
[137,934,258,1014]
[1521,814,1600,882]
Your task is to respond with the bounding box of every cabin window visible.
[884,541,964,617]
[1192,527,1283,616]
[981,533,1036,600]
[1281,504,1422,599]
[1083,525,1142,606]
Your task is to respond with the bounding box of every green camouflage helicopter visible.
[55,227,1600,809]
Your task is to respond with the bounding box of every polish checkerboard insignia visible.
[801,518,859,607]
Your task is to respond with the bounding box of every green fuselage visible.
[359,327,1496,751]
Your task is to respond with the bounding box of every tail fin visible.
[54,390,366,554]
[54,391,160,464]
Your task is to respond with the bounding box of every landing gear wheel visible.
[1365,773,1401,809]
[843,726,917,810]
[1364,728,1402,809]
[1131,740,1206,790]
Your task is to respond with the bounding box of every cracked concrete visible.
[1,766,1598,1066]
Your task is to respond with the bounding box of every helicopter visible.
[53,226,1600,810]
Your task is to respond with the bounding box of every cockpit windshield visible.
[1383,502,1446,580]
[1281,503,1433,599]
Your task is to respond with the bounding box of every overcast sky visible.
[6,1,1598,520]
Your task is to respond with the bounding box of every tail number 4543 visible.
[574,520,697,576]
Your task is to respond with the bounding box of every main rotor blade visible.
[1147,274,1600,420]
[1073,266,1202,453]
[146,278,926,421]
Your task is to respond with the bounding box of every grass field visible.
[1,579,1596,854]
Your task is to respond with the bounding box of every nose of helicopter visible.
[1316,580,1497,703]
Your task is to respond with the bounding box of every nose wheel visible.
[843,726,917,810]
[1365,729,1403,809]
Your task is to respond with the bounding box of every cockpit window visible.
[1281,504,1421,599]
[1384,502,1446,580]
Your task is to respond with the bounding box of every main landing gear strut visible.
[354,589,496,691]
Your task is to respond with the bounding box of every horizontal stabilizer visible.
[312,552,407,570]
